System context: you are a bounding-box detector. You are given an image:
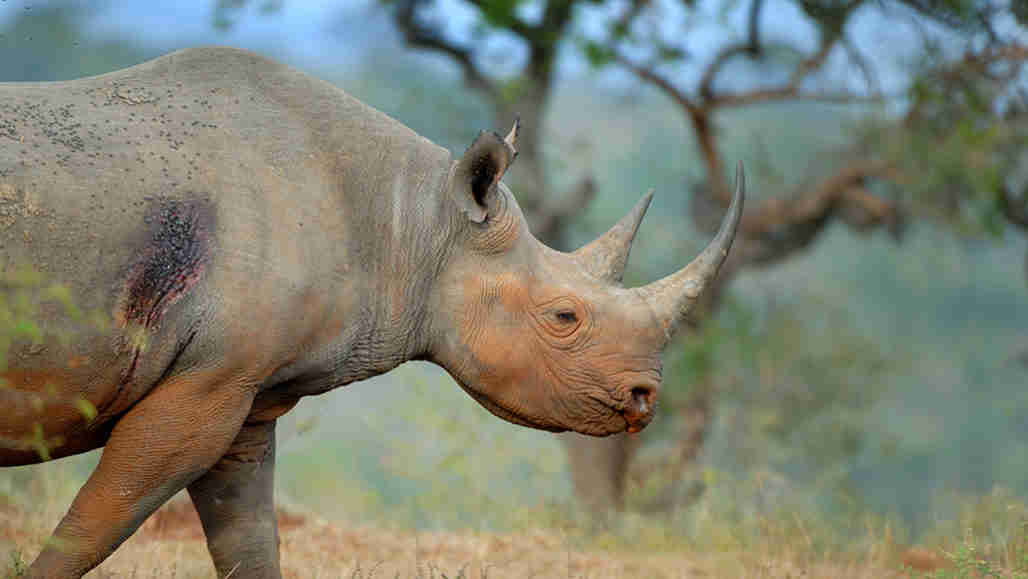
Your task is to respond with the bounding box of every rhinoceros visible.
[0,47,743,578]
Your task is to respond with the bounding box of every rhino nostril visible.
[630,385,656,414]
[623,385,657,434]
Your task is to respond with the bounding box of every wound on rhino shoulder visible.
[116,195,215,330]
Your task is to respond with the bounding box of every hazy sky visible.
[0,0,381,68]
[0,0,942,97]
[1,0,1018,126]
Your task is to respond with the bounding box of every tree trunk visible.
[558,432,641,512]
[495,92,549,238]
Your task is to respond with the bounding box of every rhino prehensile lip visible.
[461,380,633,435]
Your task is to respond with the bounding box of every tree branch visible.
[697,0,766,99]
[612,51,700,115]
[990,43,1028,62]
[540,0,576,34]
[618,2,861,206]
[748,161,893,229]
[1000,182,1028,230]
[698,43,752,101]
[616,0,652,33]
[747,0,764,54]
[392,0,499,99]
[715,89,886,108]
[698,13,844,107]
[738,160,901,264]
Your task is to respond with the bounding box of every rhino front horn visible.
[634,161,745,341]
[504,116,520,151]
[573,190,653,283]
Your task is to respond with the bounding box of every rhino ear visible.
[454,124,518,223]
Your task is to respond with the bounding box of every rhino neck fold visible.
[256,135,454,394]
[346,146,455,379]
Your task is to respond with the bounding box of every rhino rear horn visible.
[504,116,520,151]
[573,190,653,283]
[454,123,519,223]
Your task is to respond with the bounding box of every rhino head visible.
[427,120,744,436]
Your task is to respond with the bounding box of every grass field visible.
[3,414,1027,578]
[2,493,924,579]
[6,470,1012,579]
[3,412,1028,579]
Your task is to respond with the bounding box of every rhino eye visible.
[554,310,578,324]
[535,297,585,338]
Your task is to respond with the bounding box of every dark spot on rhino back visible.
[119,196,215,329]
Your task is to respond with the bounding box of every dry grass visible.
[11,461,1023,578]
[0,491,941,579]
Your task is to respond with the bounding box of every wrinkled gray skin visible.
[0,47,743,578]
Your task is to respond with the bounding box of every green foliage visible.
[929,535,1011,578]
[864,53,1027,237]
[579,39,614,68]
[2,551,27,578]
[0,268,74,372]
[1016,1,1028,27]
[0,268,98,460]
[475,0,524,29]
[910,487,1028,577]
[894,0,982,28]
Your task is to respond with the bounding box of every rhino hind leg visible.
[26,370,256,578]
[188,419,282,579]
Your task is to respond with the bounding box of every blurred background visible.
[1,0,1027,569]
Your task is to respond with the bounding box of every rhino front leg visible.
[188,419,282,579]
[27,370,256,579]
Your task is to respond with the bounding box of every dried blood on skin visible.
[121,197,213,329]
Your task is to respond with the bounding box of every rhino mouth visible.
[459,380,634,436]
